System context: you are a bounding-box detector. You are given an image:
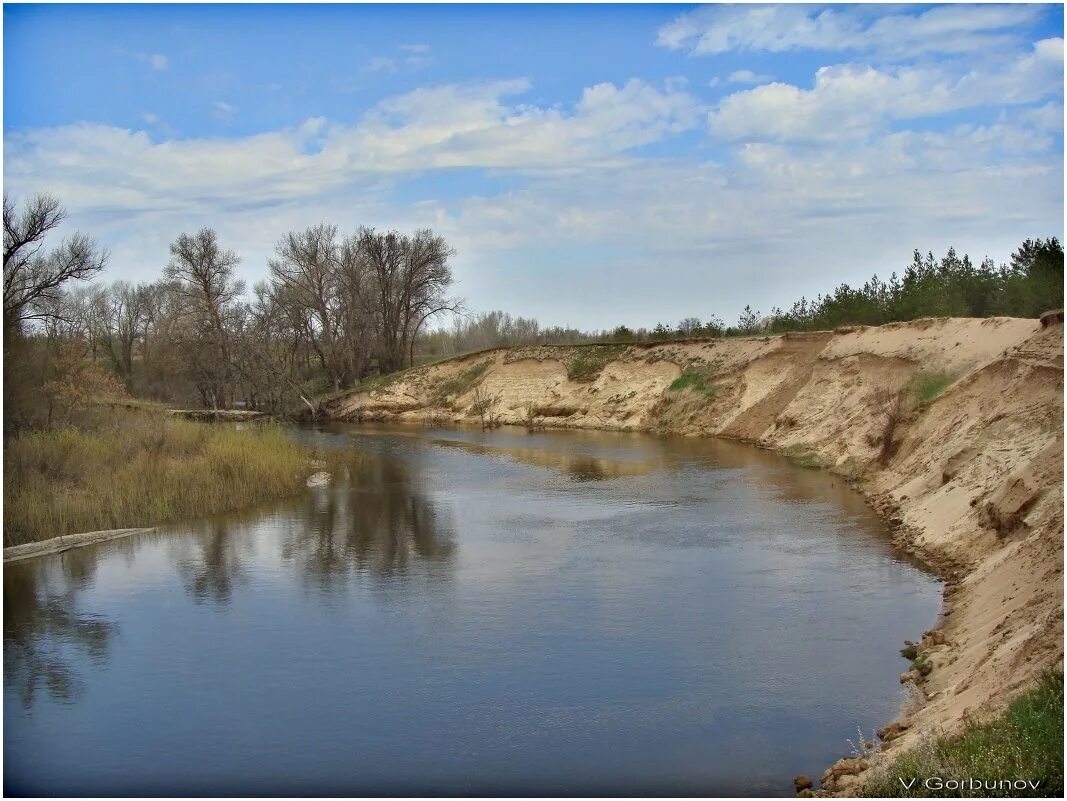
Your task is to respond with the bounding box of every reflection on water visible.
[4,424,941,797]
[280,452,454,583]
[428,436,659,482]
[3,565,116,707]
[177,519,251,604]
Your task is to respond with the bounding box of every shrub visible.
[468,385,502,430]
[873,386,908,466]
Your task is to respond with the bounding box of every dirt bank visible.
[323,315,1064,789]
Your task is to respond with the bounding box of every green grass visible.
[914,372,954,404]
[431,361,492,403]
[565,345,628,382]
[668,369,718,397]
[783,443,824,469]
[863,670,1063,798]
[4,406,323,546]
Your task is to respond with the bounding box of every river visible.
[4,424,941,796]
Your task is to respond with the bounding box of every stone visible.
[922,629,947,646]
[794,774,814,792]
[877,721,910,742]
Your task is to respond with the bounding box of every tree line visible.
[421,237,1062,354]
[4,193,458,429]
[3,191,1062,432]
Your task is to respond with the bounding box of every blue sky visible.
[4,3,1064,329]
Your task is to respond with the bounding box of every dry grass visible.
[873,385,909,466]
[4,406,320,546]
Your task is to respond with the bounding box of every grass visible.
[862,670,1063,797]
[913,372,954,404]
[4,405,323,546]
[565,344,628,382]
[668,369,719,397]
[783,443,824,469]
[431,361,492,404]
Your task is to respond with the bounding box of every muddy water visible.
[4,425,941,796]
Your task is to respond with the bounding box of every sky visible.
[3,3,1064,330]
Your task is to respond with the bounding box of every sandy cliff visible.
[323,315,1064,779]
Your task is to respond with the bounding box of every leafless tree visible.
[356,227,462,373]
[269,224,358,391]
[3,194,108,333]
[164,228,244,408]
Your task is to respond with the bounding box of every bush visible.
[873,386,908,466]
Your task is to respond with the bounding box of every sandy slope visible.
[324,315,1064,784]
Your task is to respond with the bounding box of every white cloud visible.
[3,78,702,219]
[367,45,434,74]
[657,4,1046,57]
[727,70,772,85]
[708,39,1064,143]
[133,52,169,71]
[365,56,398,74]
[212,100,236,122]
[3,73,1061,328]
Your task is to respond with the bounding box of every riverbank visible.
[321,314,1064,793]
[3,403,325,547]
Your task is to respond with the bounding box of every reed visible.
[4,406,319,546]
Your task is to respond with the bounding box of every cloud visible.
[726,70,772,85]
[657,4,1047,57]
[3,78,702,216]
[212,100,236,122]
[708,39,1064,143]
[3,71,1061,328]
[366,45,434,74]
[134,52,169,71]
[365,56,398,74]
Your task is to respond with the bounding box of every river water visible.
[4,424,941,796]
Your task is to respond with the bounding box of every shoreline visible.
[5,315,1061,795]
[321,315,1064,794]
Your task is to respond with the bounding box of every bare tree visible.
[356,227,461,373]
[164,228,244,408]
[269,224,353,391]
[3,194,108,333]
